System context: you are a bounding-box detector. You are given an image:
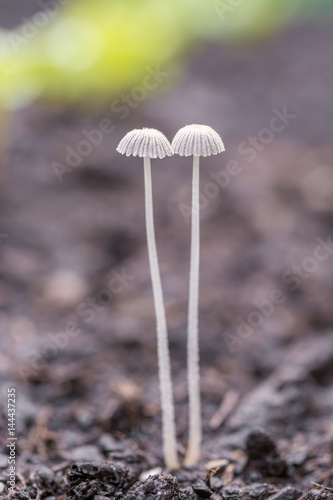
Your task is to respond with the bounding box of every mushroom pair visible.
[117,125,225,469]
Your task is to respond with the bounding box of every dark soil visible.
[1,11,333,500]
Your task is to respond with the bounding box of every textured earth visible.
[1,9,333,500]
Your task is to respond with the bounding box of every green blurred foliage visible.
[0,0,331,109]
[301,0,333,10]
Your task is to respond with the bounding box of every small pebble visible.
[286,449,308,466]
[210,476,223,492]
[180,486,198,499]
[35,466,55,482]
[192,479,212,498]
[16,493,30,500]
[204,459,229,471]
[75,408,94,430]
[0,453,8,468]
[248,470,261,482]
[222,486,241,499]
[303,490,333,500]
[38,270,87,310]
[123,474,181,500]
[268,486,303,500]
[98,433,125,453]
[139,467,163,481]
[246,429,277,459]
[69,445,104,462]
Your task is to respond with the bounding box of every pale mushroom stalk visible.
[117,128,179,469]
[172,125,225,467]
[185,154,201,466]
[143,155,179,469]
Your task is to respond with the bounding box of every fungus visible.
[117,128,179,469]
[172,124,225,466]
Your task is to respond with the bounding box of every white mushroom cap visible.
[117,128,172,159]
[172,124,225,157]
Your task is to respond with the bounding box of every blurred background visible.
[1,0,333,482]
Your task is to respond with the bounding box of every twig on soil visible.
[25,406,58,457]
[16,472,31,499]
[311,482,333,492]
[209,390,239,430]
[205,466,222,488]
[222,463,236,484]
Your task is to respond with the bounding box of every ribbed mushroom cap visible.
[172,124,225,157]
[117,128,172,159]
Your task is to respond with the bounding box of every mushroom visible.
[172,124,225,466]
[117,128,179,469]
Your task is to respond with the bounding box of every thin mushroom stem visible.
[143,155,179,469]
[185,154,201,466]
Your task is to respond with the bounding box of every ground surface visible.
[1,10,333,500]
